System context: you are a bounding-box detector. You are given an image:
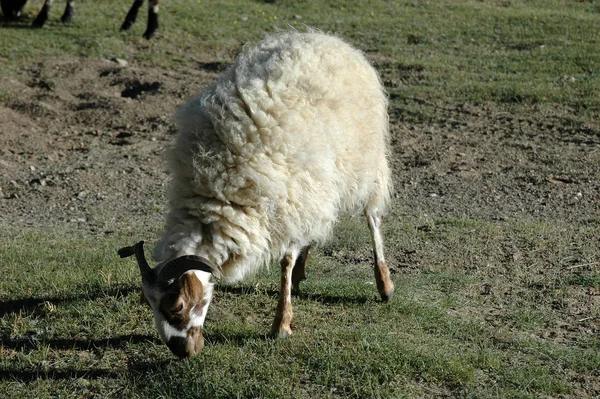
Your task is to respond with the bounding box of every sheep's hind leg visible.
[292,245,310,294]
[121,0,144,32]
[32,0,51,28]
[143,0,159,40]
[60,1,74,23]
[366,211,395,302]
[271,247,300,338]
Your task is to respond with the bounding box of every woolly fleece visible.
[154,31,391,282]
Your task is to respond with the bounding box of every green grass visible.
[1,0,599,119]
[2,217,599,398]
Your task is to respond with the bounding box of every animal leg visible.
[142,0,159,39]
[366,211,395,302]
[120,0,143,32]
[32,0,52,28]
[1,0,27,19]
[60,0,74,23]
[292,245,310,294]
[271,247,299,338]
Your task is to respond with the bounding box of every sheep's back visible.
[166,31,390,273]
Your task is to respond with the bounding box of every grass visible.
[1,0,599,119]
[1,217,599,397]
[1,0,600,397]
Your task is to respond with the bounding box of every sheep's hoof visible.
[270,325,292,339]
[380,286,395,303]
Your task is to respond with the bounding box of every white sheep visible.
[119,30,394,358]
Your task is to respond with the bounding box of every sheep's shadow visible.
[0,368,122,382]
[0,15,35,28]
[0,332,171,382]
[0,285,138,318]
[216,284,374,305]
[205,329,269,346]
[0,355,173,382]
[0,334,160,352]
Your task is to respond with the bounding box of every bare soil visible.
[1,57,598,234]
[0,58,218,232]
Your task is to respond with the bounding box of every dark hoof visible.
[142,28,157,40]
[380,287,395,303]
[120,21,133,32]
[32,17,46,28]
[272,331,291,339]
[270,326,292,339]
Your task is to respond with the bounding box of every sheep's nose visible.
[165,329,205,358]
[166,337,190,358]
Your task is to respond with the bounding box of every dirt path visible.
[1,57,599,235]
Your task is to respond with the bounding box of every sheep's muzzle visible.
[166,326,205,358]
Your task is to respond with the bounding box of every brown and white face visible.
[119,242,217,358]
[142,269,213,357]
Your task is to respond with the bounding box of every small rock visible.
[29,165,36,171]
[112,58,128,67]
[77,191,87,199]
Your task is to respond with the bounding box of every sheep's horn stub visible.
[157,255,221,287]
[118,241,156,283]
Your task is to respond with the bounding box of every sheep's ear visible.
[192,298,209,317]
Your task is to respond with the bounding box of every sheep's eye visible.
[171,302,184,313]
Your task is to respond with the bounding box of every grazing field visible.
[1,0,599,398]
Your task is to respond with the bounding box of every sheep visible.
[0,0,26,19]
[0,0,160,39]
[119,30,394,358]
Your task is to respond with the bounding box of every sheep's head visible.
[118,241,219,358]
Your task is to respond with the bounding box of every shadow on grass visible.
[217,284,374,305]
[0,368,123,381]
[0,15,37,29]
[0,357,176,382]
[0,334,160,352]
[0,285,138,317]
[205,329,269,346]
[0,333,175,383]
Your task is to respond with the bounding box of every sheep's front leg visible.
[366,212,395,302]
[271,248,299,338]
